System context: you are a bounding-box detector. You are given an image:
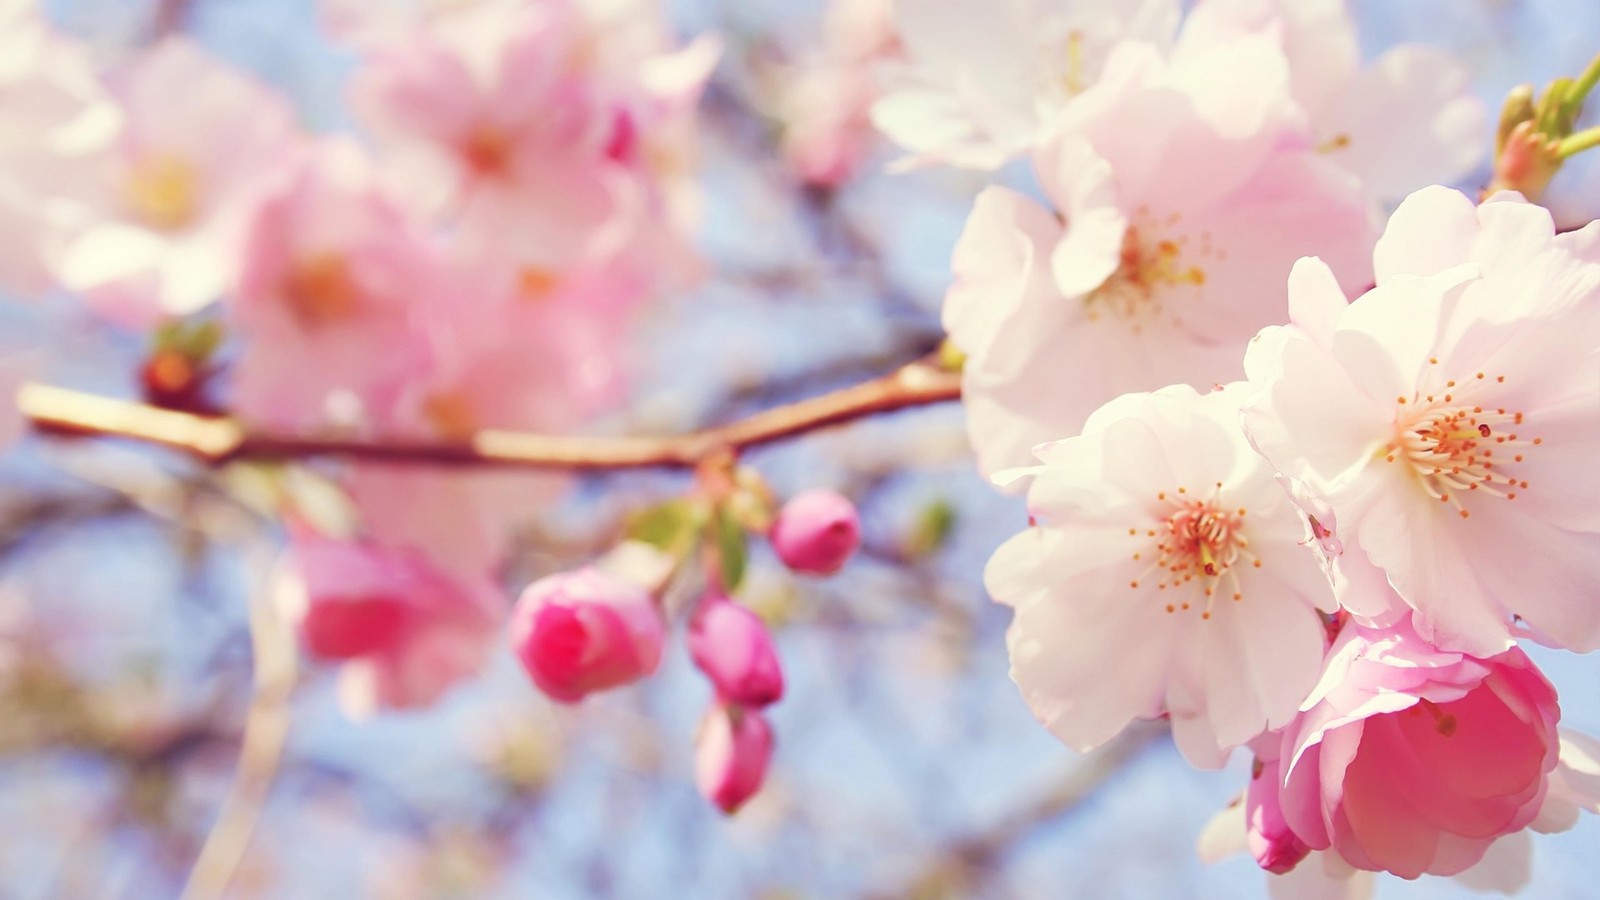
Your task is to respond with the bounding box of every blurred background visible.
[2,0,1598,897]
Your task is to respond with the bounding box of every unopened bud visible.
[1495,84,1537,156]
[770,489,860,575]
[1488,119,1564,201]
[509,567,664,703]
[695,702,774,814]
[689,595,784,708]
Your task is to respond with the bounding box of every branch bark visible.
[18,357,962,471]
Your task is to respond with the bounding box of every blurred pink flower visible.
[0,0,119,296]
[348,0,714,287]
[873,0,1181,169]
[695,702,774,815]
[229,140,435,433]
[1185,0,1486,204]
[509,566,664,704]
[769,489,860,576]
[987,384,1333,767]
[944,33,1376,476]
[1241,187,1600,655]
[689,595,784,708]
[53,38,302,325]
[775,0,897,187]
[1277,615,1560,879]
[289,529,504,713]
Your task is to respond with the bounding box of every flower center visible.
[283,253,362,328]
[125,155,199,231]
[518,266,562,301]
[1084,212,1210,334]
[1126,486,1255,619]
[461,125,514,177]
[1384,371,1536,518]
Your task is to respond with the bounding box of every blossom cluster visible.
[0,0,713,710]
[901,0,1600,895]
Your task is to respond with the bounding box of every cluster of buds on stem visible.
[1488,51,1600,201]
[501,451,861,815]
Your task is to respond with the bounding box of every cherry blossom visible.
[0,0,118,296]
[774,0,897,187]
[1205,720,1600,897]
[986,384,1333,767]
[872,0,1181,169]
[347,0,715,287]
[228,140,436,433]
[286,529,505,714]
[945,33,1376,475]
[52,38,302,325]
[1241,186,1600,655]
[1184,0,1486,204]
[1276,615,1560,879]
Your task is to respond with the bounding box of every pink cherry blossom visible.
[288,529,504,713]
[689,595,784,708]
[946,34,1376,475]
[344,465,561,584]
[1275,614,1561,879]
[1183,0,1486,204]
[228,140,435,433]
[872,0,1181,169]
[508,566,664,704]
[1241,186,1600,655]
[0,0,118,296]
[393,255,634,439]
[774,0,897,187]
[986,384,1333,767]
[347,0,714,287]
[53,38,302,325]
[1204,721,1600,897]
[694,702,774,815]
[769,489,860,576]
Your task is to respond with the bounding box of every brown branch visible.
[18,357,962,471]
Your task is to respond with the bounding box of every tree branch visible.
[18,357,962,471]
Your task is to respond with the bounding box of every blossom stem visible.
[16,356,962,470]
[1569,51,1600,112]
[1557,125,1600,159]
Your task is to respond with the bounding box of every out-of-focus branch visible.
[888,722,1169,899]
[18,356,961,471]
[148,0,193,40]
[181,560,298,900]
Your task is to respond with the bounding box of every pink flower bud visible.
[509,567,664,704]
[770,489,860,575]
[689,596,784,708]
[1245,756,1310,875]
[1278,617,1561,878]
[695,702,774,814]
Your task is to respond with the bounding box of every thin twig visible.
[887,722,1169,898]
[180,556,298,900]
[18,357,962,471]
